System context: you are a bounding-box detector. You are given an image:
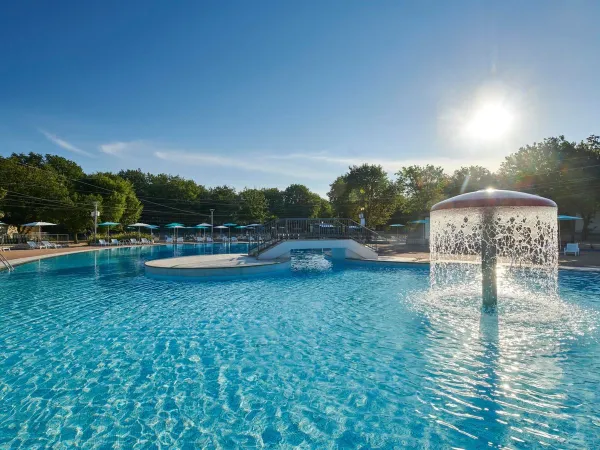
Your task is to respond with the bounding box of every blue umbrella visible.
[146,225,159,238]
[223,223,237,240]
[389,223,405,238]
[409,219,429,241]
[166,223,185,242]
[195,225,209,239]
[558,215,583,243]
[98,221,120,239]
[558,215,583,221]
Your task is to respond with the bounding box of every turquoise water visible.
[1,245,599,449]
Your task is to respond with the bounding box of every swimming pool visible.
[1,245,599,448]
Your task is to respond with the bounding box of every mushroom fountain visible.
[429,189,558,310]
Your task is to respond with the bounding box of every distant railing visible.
[248,218,387,256]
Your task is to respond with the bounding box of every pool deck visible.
[1,243,599,272]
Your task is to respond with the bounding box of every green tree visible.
[329,164,399,226]
[499,135,600,239]
[262,188,285,219]
[396,165,448,218]
[283,184,321,218]
[81,173,142,225]
[445,166,497,197]
[0,156,71,228]
[208,186,238,223]
[237,188,269,223]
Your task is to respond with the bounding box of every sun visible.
[465,102,513,140]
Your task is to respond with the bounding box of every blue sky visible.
[1,0,599,196]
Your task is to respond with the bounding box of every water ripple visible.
[0,248,598,448]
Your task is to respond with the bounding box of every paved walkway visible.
[0,244,159,268]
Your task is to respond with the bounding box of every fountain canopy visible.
[431,189,557,211]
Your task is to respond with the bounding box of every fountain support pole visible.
[481,207,497,309]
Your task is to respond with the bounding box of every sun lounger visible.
[140,238,151,244]
[231,237,238,243]
[110,239,121,245]
[165,237,173,243]
[176,237,184,243]
[206,237,213,243]
[129,238,139,245]
[27,241,47,249]
[564,243,580,256]
[98,239,109,246]
[42,240,63,248]
[1,246,10,251]
[195,236,204,243]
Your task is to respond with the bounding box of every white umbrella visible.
[215,225,227,239]
[129,222,150,239]
[196,223,212,227]
[22,221,57,242]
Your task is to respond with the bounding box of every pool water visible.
[1,245,599,449]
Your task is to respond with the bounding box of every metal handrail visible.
[0,253,14,271]
[248,218,387,257]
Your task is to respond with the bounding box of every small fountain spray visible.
[430,189,558,310]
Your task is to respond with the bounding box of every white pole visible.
[93,201,98,242]
[210,209,214,241]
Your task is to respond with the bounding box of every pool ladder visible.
[0,253,14,272]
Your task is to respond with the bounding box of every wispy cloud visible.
[39,129,94,157]
[98,140,150,157]
[266,153,502,173]
[99,141,129,156]
[154,150,331,180]
[101,139,503,182]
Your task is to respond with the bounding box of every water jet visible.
[430,189,558,310]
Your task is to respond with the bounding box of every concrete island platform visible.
[145,253,291,279]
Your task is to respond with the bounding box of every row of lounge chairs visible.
[27,240,66,249]
[97,238,155,246]
[168,236,258,243]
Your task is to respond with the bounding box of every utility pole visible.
[210,209,215,240]
[93,201,99,242]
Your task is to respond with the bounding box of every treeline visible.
[1,134,599,239]
[0,153,331,239]
[328,135,600,238]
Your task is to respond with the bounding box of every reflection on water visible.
[408,271,600,448]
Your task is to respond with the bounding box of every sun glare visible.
[465,102,513,140]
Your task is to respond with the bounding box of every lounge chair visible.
[140,238,151,244]
[206,237,213,243]
[176,237,184,243]
[42,240,63,248]
[231,237,238,243]
[129,238,139,245]
[1,246,11,251]
[564,243,580,256]
[195,236,204,243]
[98,239,109,246]
[27,241,47,249]
[165,237,173,243]
[110,239,121,246]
